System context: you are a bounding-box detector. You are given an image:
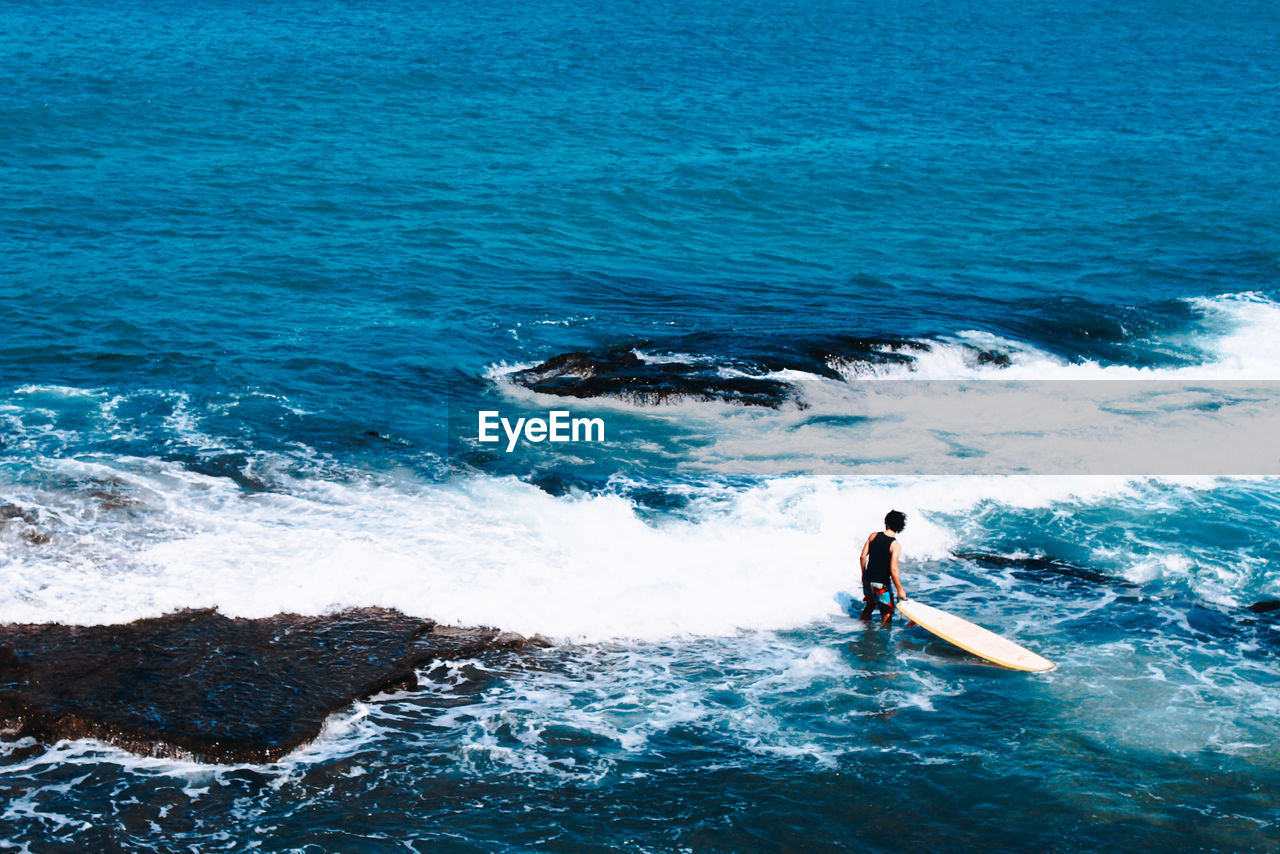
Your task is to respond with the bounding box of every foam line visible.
[0,458,1161,641]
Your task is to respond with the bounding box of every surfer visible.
[859,510,907,624]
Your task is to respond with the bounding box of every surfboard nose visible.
[896,599,1055,672]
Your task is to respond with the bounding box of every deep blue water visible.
[3,0,1280,850]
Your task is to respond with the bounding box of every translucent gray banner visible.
[689,380,1280,476]
[455,380,1280,476]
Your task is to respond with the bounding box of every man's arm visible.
[889,540,905,599]
[859,533,874,572]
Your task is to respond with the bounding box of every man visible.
[859,510,907,624]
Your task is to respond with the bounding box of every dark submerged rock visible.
[0,608,545,764]
[510,347,796,408]
[953,551,1132,587]
[0,503,38,525]
[1,502,51,544]
[971,349,1013,368]
[506,335,963,410]
[163,452,272,493]
[505,331,1019,410]
[814,336,932,378]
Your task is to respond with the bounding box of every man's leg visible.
[878,587,895,625]
[860,581,876,620]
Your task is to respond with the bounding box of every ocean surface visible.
[3,0,1280,850]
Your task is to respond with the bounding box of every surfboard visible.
[896,599,1054,672]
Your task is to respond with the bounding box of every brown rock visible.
[0,608,545,764]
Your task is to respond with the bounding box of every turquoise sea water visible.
[3,0,1280,850]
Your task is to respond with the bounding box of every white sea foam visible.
[855,294,1280,381]
[385,631,963,780]
[2,459,1275,785]
[832,292,1280,381]
[493,294,1280,396]
[0,453,1164,640]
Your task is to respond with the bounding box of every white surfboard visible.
[897,599,1054,672]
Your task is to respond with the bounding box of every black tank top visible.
[865,532,894,584]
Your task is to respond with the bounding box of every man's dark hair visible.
[885,510,907,533]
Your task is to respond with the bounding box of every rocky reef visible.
[509,348,796,408]
[505,334,1010,409]
[0,608,545,764]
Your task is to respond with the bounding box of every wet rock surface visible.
[0,608,543,764]
[510,348,796,408]
[505,335,1003,409]
[952,551,1133,587]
